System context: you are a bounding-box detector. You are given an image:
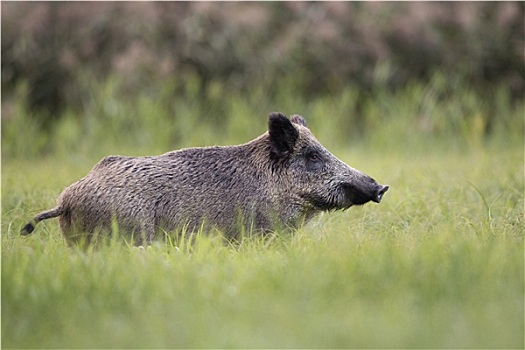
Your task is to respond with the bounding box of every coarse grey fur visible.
[21,112,389,244]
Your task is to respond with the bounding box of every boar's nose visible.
[373,185,389,203]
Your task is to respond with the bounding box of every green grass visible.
[3,146,523,348]
[2,78,524,348]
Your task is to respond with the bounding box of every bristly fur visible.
[21,112,388,245]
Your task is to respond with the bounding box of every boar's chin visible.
[302,192,353,212]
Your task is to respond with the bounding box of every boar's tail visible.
[21,207,64,235]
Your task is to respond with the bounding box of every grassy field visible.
[2,81,524,348]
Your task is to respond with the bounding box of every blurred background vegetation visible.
[2,1,524,159]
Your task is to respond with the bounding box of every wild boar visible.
[21,112,388,244]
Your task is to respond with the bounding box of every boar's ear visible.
[268,112,299,158]
[290,114,308,128]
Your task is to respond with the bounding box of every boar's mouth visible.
[302,193,342,211]
[302,183,389,212]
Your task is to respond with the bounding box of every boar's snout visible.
[374,184,389,204]
[341,178,389,206]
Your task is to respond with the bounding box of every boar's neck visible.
[239,134,307,228]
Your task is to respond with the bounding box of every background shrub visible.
[1,1,523,157]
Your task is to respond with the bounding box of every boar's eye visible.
[305,150,324,170]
